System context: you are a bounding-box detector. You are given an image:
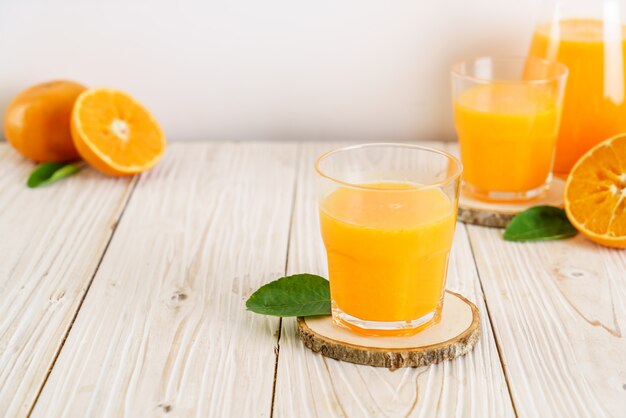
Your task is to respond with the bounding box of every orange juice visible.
[319,182,456,333]
[529,19,626,175]
[453,84,560,194]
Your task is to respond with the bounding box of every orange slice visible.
[71,88,165,176]
[564,133,626,248]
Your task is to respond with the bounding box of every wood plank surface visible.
[0,144,134,417]
[447,142,626,418]
[466,227,626,418]
[31,143,298,417]
[273,142,515,417]
[6,141,622,417]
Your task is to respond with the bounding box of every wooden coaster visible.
[458,177,565,228]
[297,291,480,369]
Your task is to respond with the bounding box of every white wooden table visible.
[0,142,624,418]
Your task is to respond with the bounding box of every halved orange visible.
[564,133,626,248]
[71,88,165,176]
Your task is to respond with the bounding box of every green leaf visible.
[504,205,578,242]
[27,162,82,188]
[246,274,331,317]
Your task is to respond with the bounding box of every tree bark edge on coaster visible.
[297,291,481,370]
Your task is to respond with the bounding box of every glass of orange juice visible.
[316,144,462,336]
[452,57,568,202]
[529,0,626,175]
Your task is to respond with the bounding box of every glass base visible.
[331,304,442,337]
[462,180,549,203]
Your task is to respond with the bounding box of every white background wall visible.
[0,0,540,142]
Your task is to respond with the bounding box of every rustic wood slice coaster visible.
[458,177,566,228]
[297,291,480,369]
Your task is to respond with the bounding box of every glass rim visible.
[315,142,463,192]
[450,55,569,85]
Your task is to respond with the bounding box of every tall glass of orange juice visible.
[316,144,462,336]
[452,57,568,201]
[528,0,626,175]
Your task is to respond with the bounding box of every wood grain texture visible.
[273,142,515,417]
[9,141,620,417]
[466,227,626,418]
[31,143,298,417]
[0,144,133,417]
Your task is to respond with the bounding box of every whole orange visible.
[3,80,86,162]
